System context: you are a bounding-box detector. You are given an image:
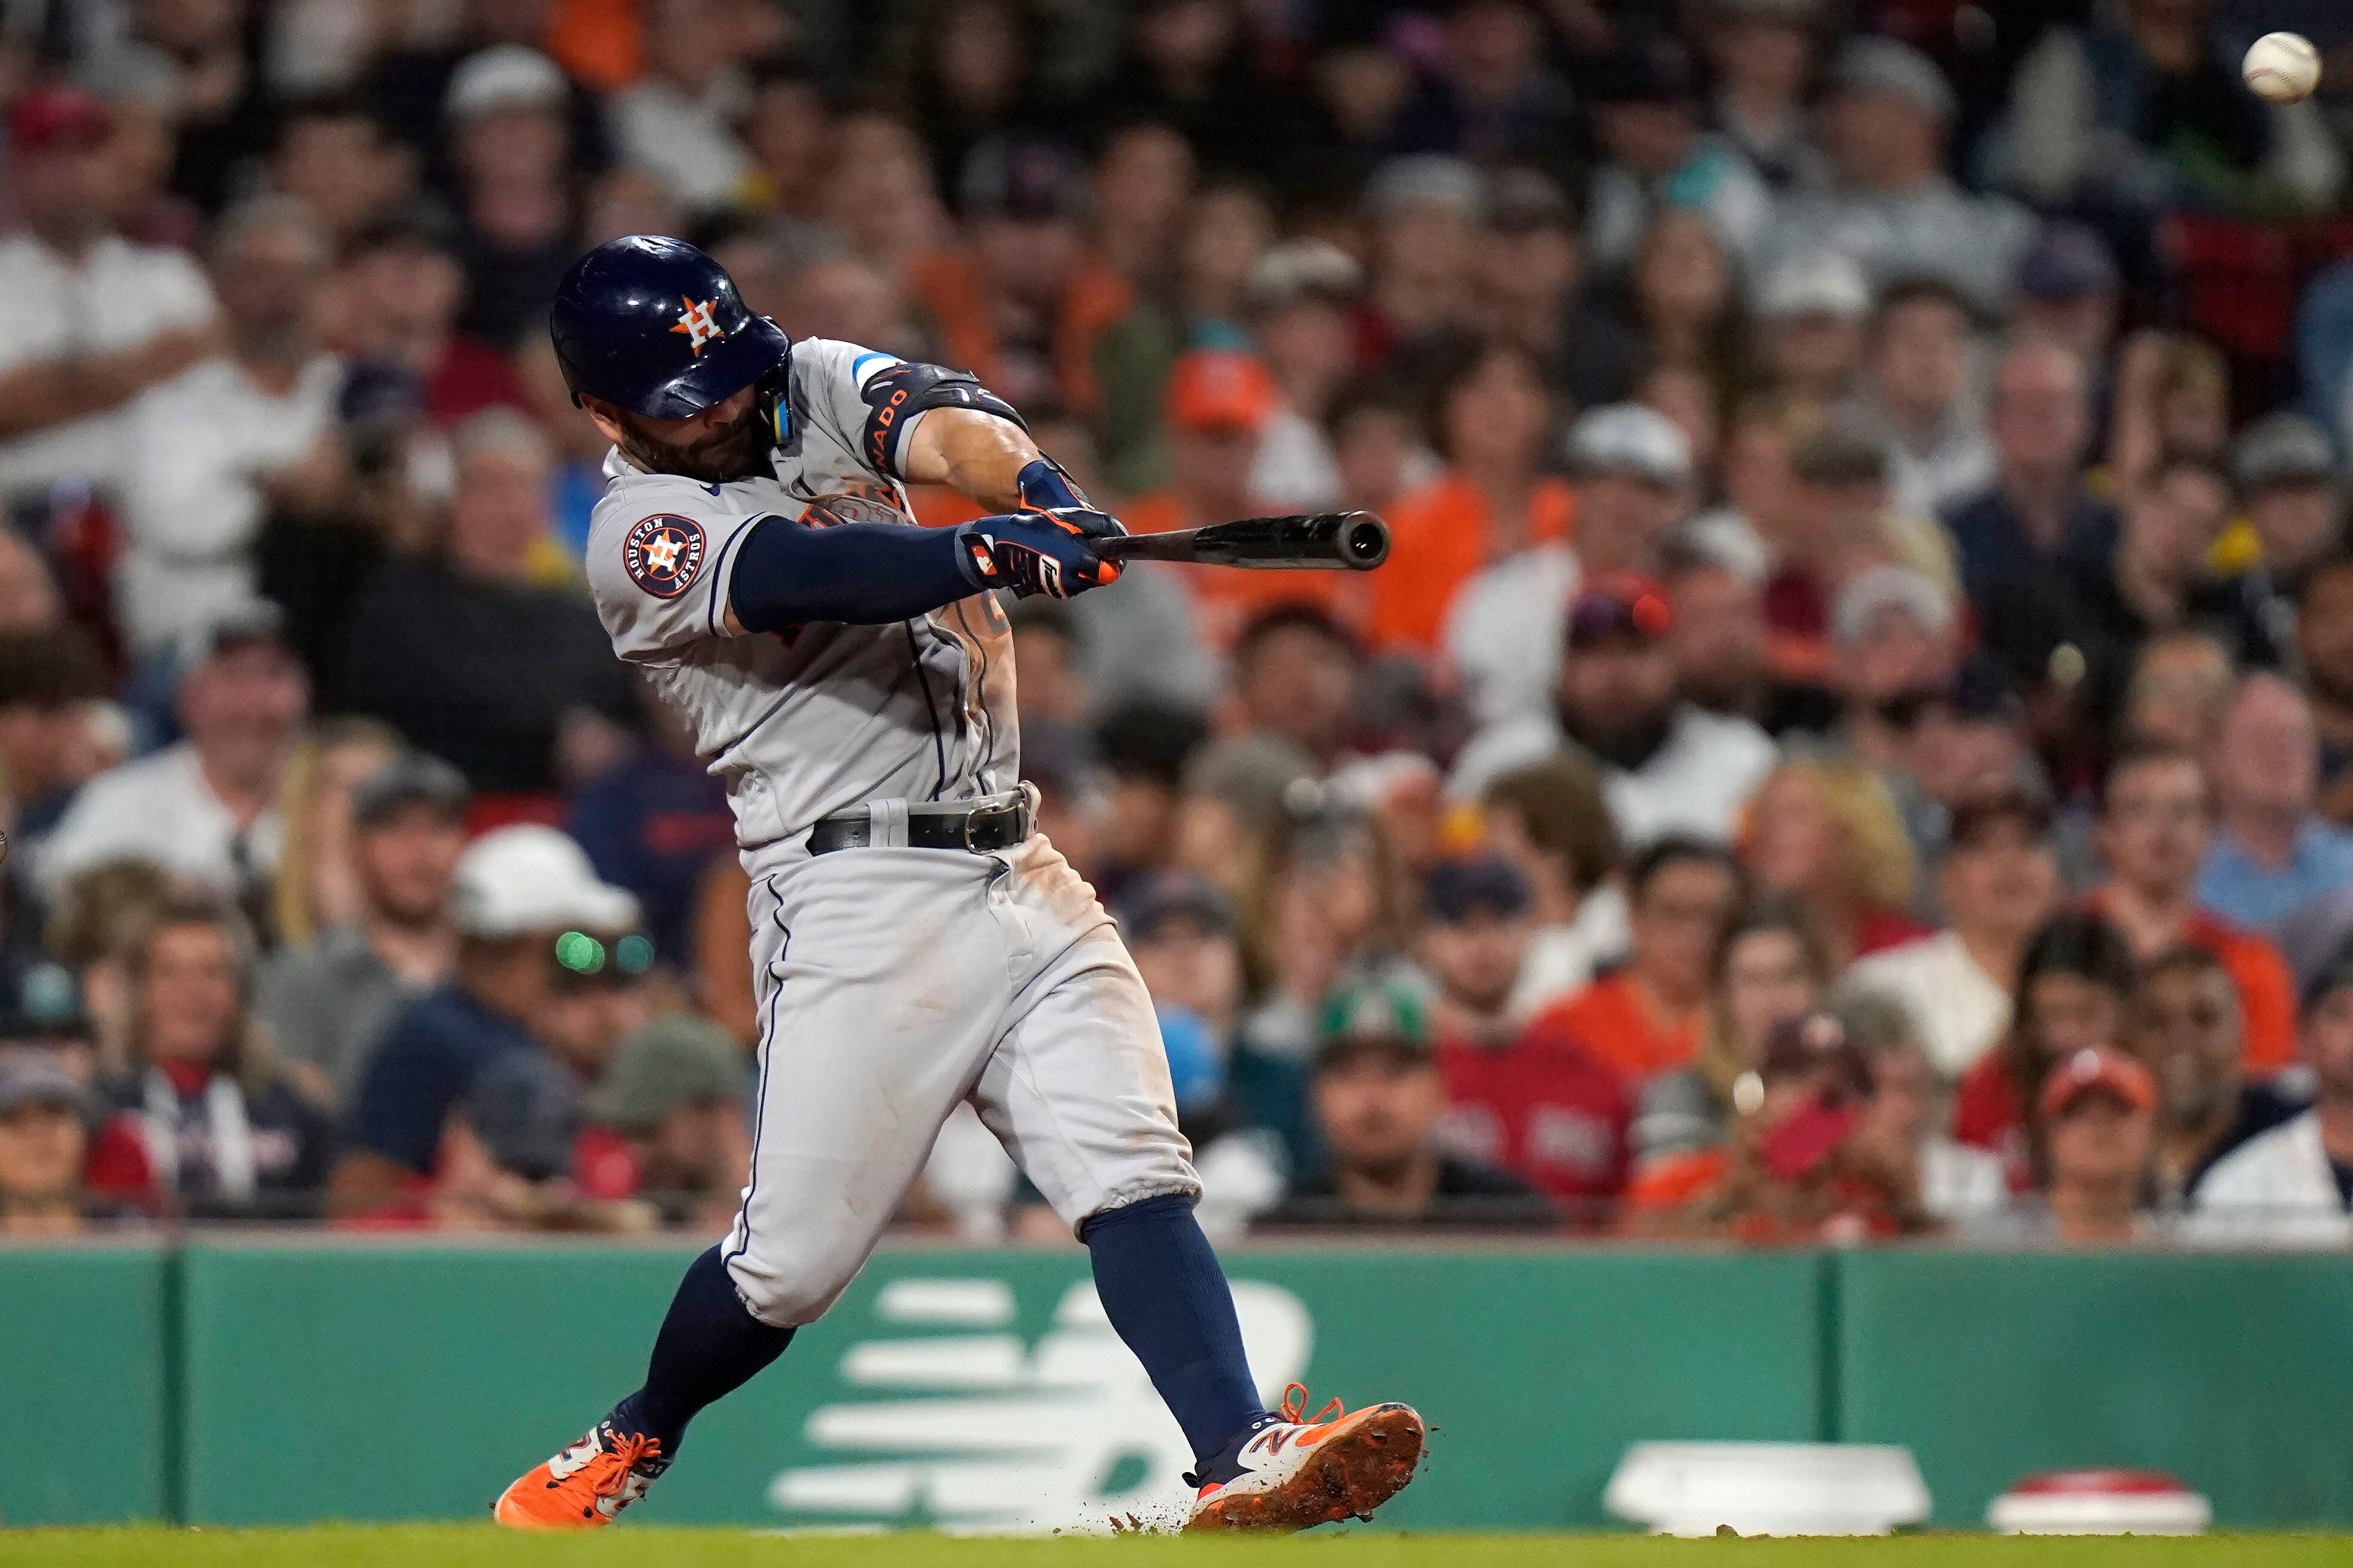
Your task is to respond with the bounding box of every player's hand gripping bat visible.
[1094,511,1390,572]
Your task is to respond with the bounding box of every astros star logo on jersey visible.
[671,296,728,355]
[623,513,707,599]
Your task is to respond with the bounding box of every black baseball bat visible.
[1096,511,1390,571]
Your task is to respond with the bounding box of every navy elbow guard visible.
[859,362,1025,479]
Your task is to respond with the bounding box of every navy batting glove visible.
[1015,455,1093,513]
[955,510,1124,599]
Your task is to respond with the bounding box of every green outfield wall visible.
[4,1240,2349,1531]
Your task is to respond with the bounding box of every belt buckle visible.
[961,797,1021,851]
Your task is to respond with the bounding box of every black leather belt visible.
[807,793,1033,855]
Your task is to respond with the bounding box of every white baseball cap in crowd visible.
[1564,404,1693,488]
[452,825,640,938]
[1757,249,1872,322]
[445,45,568,123]
[1832,564,1954,648]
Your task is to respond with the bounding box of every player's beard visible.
[618,406,770,485]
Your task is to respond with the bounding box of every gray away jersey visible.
[583,337,1019,850]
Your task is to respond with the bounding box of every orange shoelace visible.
[593,1433,662,1499]
[1278,1382,1344,1427]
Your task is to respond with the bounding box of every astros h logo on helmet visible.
[671,296,728,355]
[624,513,707,598]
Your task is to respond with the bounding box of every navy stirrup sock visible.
[609,1245,795,1458]
[1082,1194,1267,1462]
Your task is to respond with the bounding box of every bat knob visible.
[1339,514,1391,570]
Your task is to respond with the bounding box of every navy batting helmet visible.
[548,235,790,419]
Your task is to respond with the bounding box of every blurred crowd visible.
[10,0,2353,1247]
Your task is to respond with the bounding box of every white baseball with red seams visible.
[2243,32,2321,105]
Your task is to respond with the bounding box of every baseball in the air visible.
[2243,32,2321,105]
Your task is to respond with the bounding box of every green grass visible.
[4,1529,2352,1567]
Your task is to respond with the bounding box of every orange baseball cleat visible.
[493,1421,668,1530]
[1184,1383,1426,1532]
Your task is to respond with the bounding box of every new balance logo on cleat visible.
[1184,1382,1426,1533]
[493,1421,668,1530]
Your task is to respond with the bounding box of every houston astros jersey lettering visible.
[583,338,1018,850]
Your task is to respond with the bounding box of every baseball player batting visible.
[492,236,1423,1533]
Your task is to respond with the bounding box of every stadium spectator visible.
[2188,956,2353,1246]
[1770,38,2031,312]
[1580,38,1771,276]
[1377,340,1571,660]
[0,628,113,868]
[0,85,219,516]
[2229,413,2342,590]
[1761,422,1955,693]
[1443,401,1687,726]
[912,137,1127,422]
[1227,607,1362,771]
[336,410,634,795]
[331,206,532,427]
[1738,756,1927,970]
[330,826,639,1216]
[1086,704,1209,910]
[1838,989,2009,1223]
[1630,1010,1924,1241]
[2293,558,2353,817]
[2087,739,2299,1074]
[436,931,656,1232]
[85,895,333,1220]
[610,1,758,214]
[1480,756,1629,1017]
[1821,566,1956,770]
[1362,156,1485,359]
[41,602,307,905]
[441,47,581,354]
[1951,913,2140,1188]
[269,720,403,950]
[1848,785,2065,1080]
[1631,895,1829,1173]
[1474,169,1633,412]
[1858,276,1995,524]
[1262,981,1554,1230]
[2129,942,2306,1205]
[2121,628,2240,758]
[2197,674,2353,932]
[1242,240,1361,513]
[1387,0,1579,178]
[1609,210,1746,410]
[1420,857,1631,1216]
[1121,873,1311,1178]
[264,95,413,252]
[115,197,347,659]
[1970,1046,2163,1247]
[1702,0,1826,192]
[1942,339,2116,610]
[1524,837,1743,1086]
[1660,541,1771,726]
[574,1013,752,1231]
[0,1052,102,1235]
[1751,250,1870,409]
[1119,349,1301,647]
[567,694,735,970]
[1453,574,1776,847]
[1986,455,2274,736]
[260,753,469,1106]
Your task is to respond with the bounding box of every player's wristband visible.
[1015,456,1089,512]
